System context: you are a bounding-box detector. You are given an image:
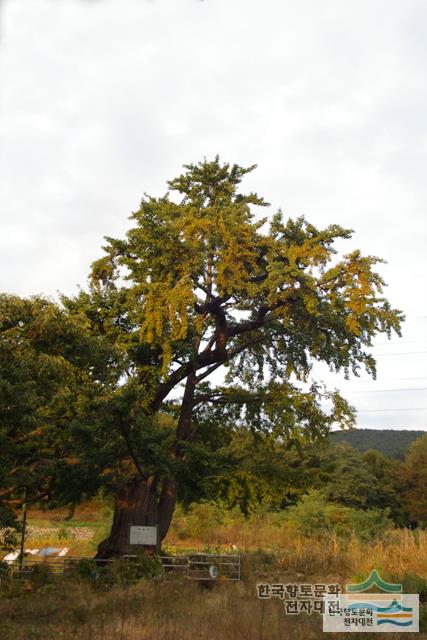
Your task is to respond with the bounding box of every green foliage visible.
[0,294,122,524]
[28,563,53,589]
[388,572,427,602]
[344,507,393,541]
[210,429,320,514]
[80,156,402,424]
[75,554,163,587]
[401,433,427,526]
[285,491,393,540]
[0,505,20,551]
[323,445,397,510]
[285,491,332,536]
[281,443,404,524]
[172,502,228,541]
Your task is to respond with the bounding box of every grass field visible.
[1,501,426,639]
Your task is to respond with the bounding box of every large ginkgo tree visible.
[64,157,402,558]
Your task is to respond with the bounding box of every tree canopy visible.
[0,293,120,534]
[401,433,427,526]
[1,158,404,556]
[78,158,402,419]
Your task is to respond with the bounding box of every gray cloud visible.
[1,0,426,428]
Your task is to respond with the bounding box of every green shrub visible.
[388,572,427,602]
[345,507,393,541]
[75,558,99,581]
[285,491,330,537]
[28,563,52,588]
[285,491,393,540]
[109,554,163,584]
[74,553,163,588]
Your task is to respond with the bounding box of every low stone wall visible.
[0,526,95,542]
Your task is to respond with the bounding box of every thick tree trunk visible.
[95,475,177,559]
[158,477,178,540]
[96,376,196,559]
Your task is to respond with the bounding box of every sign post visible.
[129,525,160,553]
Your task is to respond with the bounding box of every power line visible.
[346,387,427,394]
[371,351,427,357]
[342,376,427,382]
[356,408,427,413]
[374,340,427,346]
[319,376,427,384]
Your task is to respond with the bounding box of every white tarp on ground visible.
[2,547,69,563]
[3,551,19,564]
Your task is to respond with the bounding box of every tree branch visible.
[195,361,224,383]
[228,299,288,337]
[117,417,148,481]
[191,277,216,301]
[194,391,263,406]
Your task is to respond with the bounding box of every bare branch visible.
[191,277,216,301]
[195,360,224,383]
[195,390,263,406]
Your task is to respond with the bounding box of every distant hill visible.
[331,429,426,460]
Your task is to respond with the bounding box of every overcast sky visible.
[1,0,427,430]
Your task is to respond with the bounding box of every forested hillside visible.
[331,429,425,459]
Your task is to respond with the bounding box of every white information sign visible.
[129,525,158,546]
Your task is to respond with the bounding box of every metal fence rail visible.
[64,557,115,573]
[0,564,11,586]
[1,553,241,583]
[159,555,188,573]
[188,554,240,581]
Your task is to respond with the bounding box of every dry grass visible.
[2,502,426,639]
[1,533,426,640]
[0,577,317,640]
[166,504,427,580]
[1,572,424,640]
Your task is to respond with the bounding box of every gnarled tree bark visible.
[95,376,196,559]
[95,475,178,559]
